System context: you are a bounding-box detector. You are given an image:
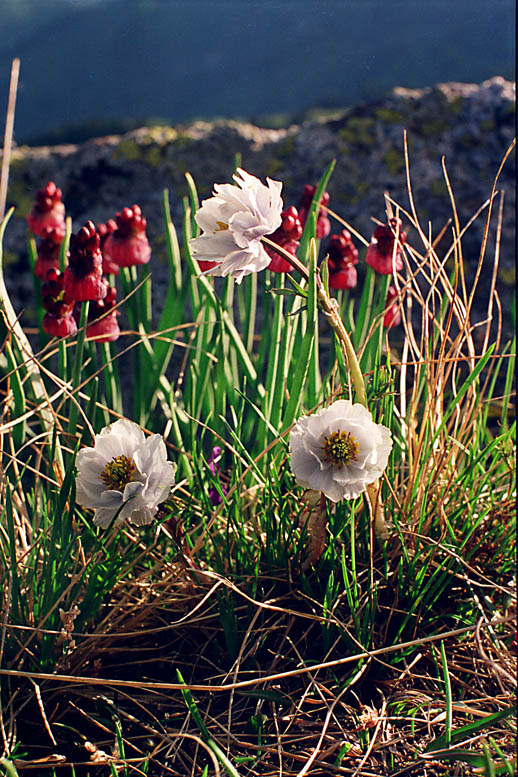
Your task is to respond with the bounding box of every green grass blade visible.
[424,704,516,752]
[297,159,336,264]
[440,640,452,748]
[283,241,317,427]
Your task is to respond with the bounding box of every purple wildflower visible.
[207,446,227,506]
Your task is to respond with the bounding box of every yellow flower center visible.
[214,221,229,233]
[100,454,136,491]
[322,430,359,467]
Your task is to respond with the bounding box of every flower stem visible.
[68,300,89,439]
[262,236,366,405]
[261,235,388,539]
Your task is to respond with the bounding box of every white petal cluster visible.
[189,168,283,283]
[289,400,392,502]
[75,419,176,529]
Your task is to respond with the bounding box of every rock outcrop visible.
[2,76,515,335]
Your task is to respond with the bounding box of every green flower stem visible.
[261,235,388,539]
[261,236,366,405]
[60,216,72,272]
[58,339,67,382]
[68,300,89,439]
[101,341,122,416]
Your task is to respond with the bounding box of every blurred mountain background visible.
[0,0,515,146]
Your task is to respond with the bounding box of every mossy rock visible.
[6,179,34,218]
[140,126,178,144]
[171,134,196,152]
[456,133,479,150]
[142,145,163,169]
[430,179,449,198]
[340,179,371,205]
[479,119,496,133]
[375,107,404,124]
[265,157,286,177]
[338,116,376,149]
[111,138,142,162]
[1,249,18,268]
[449,96,464,116]
[274,134,296,157]
[9,157,30,175]
[383,149,405,175]
[418,118,449,137]
[498,266,516,286]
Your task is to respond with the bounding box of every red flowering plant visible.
[298,184,331,240]
[264,206,303,273]
[40,268,77,338]
[102,205,151,269]
[383,285,402,329]
[365,217,406,274]
[327,229,358,290]
[34,225,65,279]
[26,181,66,237]
[64,221,107,302]
[85,285,120,343]
[97,219,120,275]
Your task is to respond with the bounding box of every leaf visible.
[424,705,516,753]
[283,241,317,426]
[297,159,336,264]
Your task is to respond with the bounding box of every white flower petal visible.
[127,507,156,526]
[93,507,122,529]
[189,168,283,282]
[75,419,176,530]
[190,229,239,259]
[289,400,392,502]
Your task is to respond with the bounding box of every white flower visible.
[289,400,392,502]
[75,418,176,529]
[189,168,283,283]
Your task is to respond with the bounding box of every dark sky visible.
[1,0,515,144]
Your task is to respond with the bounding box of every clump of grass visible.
[0,110,515,777]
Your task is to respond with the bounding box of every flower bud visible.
[64,221,107,302]
[86,285,120,342]
[265,206,303,273]
[41,268,77,337]
[34,225,65,279]
[102,205,151,268]
[383,285,401,328]
[366,218,406,274]
[27,181,66,237]
[298,185,331,239]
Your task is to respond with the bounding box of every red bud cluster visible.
[327,230,358,290]
[34,225,65,279]
[103,205,151,268]
[383,285,402,328]
[41,268,77,338]
[366,218,406,274]
[64,221,107,302]
[265,206,303,273]
[86,285,120,342]
[298,185,331,240]
[27,182,66,237]
[97,219,120,275]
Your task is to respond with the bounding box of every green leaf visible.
[297,159,336,264]
[283,241,317,427]
[424,704,516,753]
